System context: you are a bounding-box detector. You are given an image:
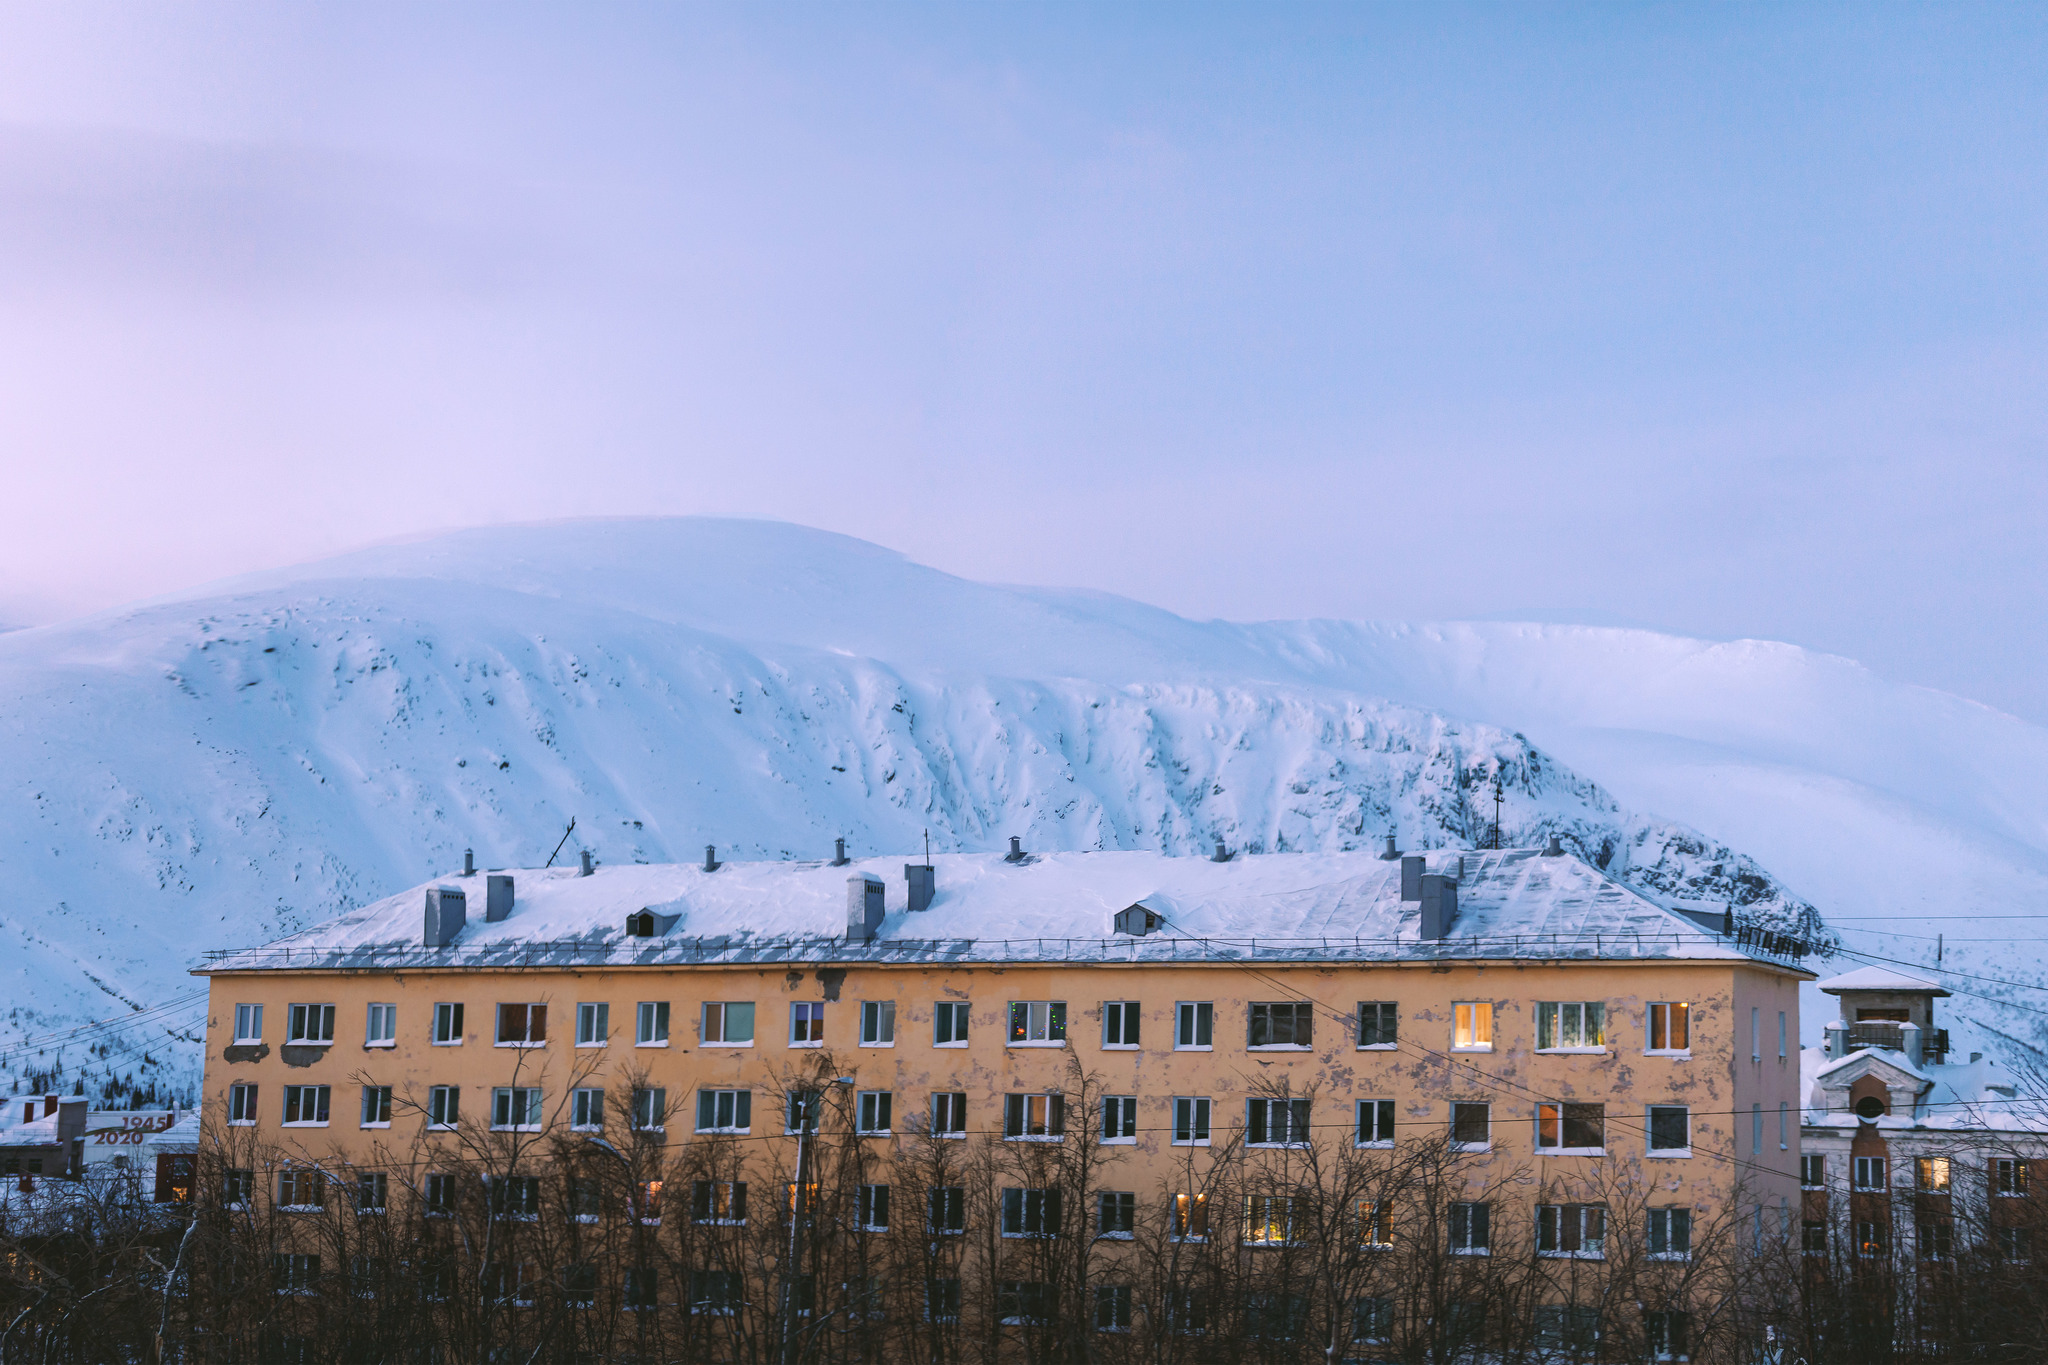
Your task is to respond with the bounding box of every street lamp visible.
[784,1076,853,1365]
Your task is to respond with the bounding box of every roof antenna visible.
[1491,772,1503,851]
[544,817,577,869]
[923,828,930,866]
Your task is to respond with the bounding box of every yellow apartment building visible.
[192,842,1813,1361]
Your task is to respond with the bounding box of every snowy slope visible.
[3,517,2037,1102]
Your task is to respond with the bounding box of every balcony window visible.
[1537,1102,1604,1154]
[1536,1001,1605,1051]
[1248,1001,1313,1049]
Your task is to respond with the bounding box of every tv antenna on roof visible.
[545,817,577,869]
[1490,773,1504,851]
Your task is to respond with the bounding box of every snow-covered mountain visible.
[4,518,2042,1103]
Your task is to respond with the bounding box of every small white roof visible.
[1816,965,1950,996]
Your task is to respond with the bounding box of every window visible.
[1854,1156,1887,1190]
[1004,1092,1065,1139]
[1359,1198,1393,1248]
[1246,1293,1307,1342]
[570,1087,603,1130]
[277,1168,326,1210]
[365,1004,396,1047]
[360,1085,392,1127]
[1751,1006,1761,1061]
[637,1179,665,1223]
[1171,1289,1210,1335]
[850,999,894,1046]
[575,1001,608,1046]
[624,1267,657,1311]
[1001,1187,1060,1237]
[1646,1309,1690,1361]
[1917,1219,1953,1261]
[931,1091,968,1137]
[233,1004,263,1044]
[568,1176,600,1222]
[998,1281,1054,1326]
[1248,1097,1311,1146]
[692,1180,747,1224]
[1243,1194,1297,1246]
[1538,1203,1607,1258]
[1802,1219,1827,1254]
[1649,1105,1690,1155]
[933,1000,968,1045]
[495,1003,546,1046]
[929,1186,966,1233]
[1358,1001,1398,1048]
[635,1001,669,1046]
[282,1085,330,1126]
[1098,1000,1140,1048]
[856,1183,890,1231]
[1102,1095,1137,1143]
[789,1002,824,1045]
[701,1001,754,1044]
[1098,1190,1135,1237]
[1171,1192,1208,1241]
[562,1262,598,1308]
[1450,1101,1490,1150]
[786,1089,820,1133]
[1802,1154,1825,1188]
[424,1172,455,1214]
[1647,1002,1690,1053]
[1173,1096,1211,1145]
[1357,1098,1396,1146]
[857,1090,893,1135]
[1855,1220,1886,1257]
[1536,1001,1605,1050]
[1779,1010,1788,1058]
[695,1089,751,1133]
[1449,1200,1490,1254]
[1008,1000,1066,1045]
[1248,1001,1313,1048]
[689,1269,740,1316]
[273,1253,320,1295]
[1753,1103,1763,1154]
[1648,1207,1692,1258]
[1354,1296,1394,1344]
[1175,1001,1213,1049]
[1096,1284,1133,1331]
[491,1175,541,1220]
[1538,1102,1604,1153]
[1452,1001,1492,1050]
[1997,1225,2031,1262]
[286,1003,335,1045]
[431,1002,464,1045]
[631,1087,666,1131]
[926,1278,962,1323]
[224,1168,254,1208]
[356,1173,387,1214]
[1537,1306,1601,1354]
[1996,1158,2030,1196]
[1916,1156,1951,1191]
[492,1087,542,1131]
[228,1082,258,1125]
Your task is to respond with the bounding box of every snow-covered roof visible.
[0,1100,75,1150]
[1816,965,1950,996]
[199,847,1814,975]
[1804,1045,2048,1136]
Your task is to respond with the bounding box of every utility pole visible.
[1491,773,1504,850]
[784,1077,852,1365]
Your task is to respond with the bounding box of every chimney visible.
[44,1094,59,1119]
[905,863,935,913]
[579,849,594,877]
[1419,874,1459,939]
[831,837,849,866]
[847,874,885,941]
[1380,835,1399,861]
[1212,841,1230,863]
[1006,836,1025,863]
[485,874,515,922]
[463,849,475,876]
[1543,834,1563,857]
[1400,855,1425,902]
[704,845,720,872]
[424,885,467,947]
[1721,905,1735,936]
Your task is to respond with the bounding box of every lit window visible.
[1243,1194,1297,1246]
[1452,1002,1492,1050]
[1008,1000,1066,1045]
[1537,1102,1605,1153]
[1359,1199,1393,1248]
[1647,1002,1690,1053]
[1916,1157,1951,1192]
[1170,1192,1207,1241]
[1995,1158,2030,1196]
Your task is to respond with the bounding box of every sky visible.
[0,5,2045,720]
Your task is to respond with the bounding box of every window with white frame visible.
[1102,1001,1140,1048]
[355,1174,388,1215]
[789,1001,824,1046]
[933,1000,968,1046]
[1357,1001,1397,1048]
[636,1001,669,1046]
[1450,1102,1490,1150]
[1854,1156,1888,1190]
[695,1089,751,1133]
[1175,1001,1213,1049]
[490,1175,541,1220]
[360,1085,392,1127]
[1916,1156,1951,1192]
[860,1000,896,1046]
[1537,1102,1604,1154]
[1243,1194,1297,1246]
[1354,1296,1394,1343]
[1359,1198,1393,1248]
[1996,1158,2030,1196]
[691,1180,747,1224]
[1171,1192,1208,1241]
[1102,1095,1137,1144]
[232,1004,263,1044]
[785,1090,820,1134]
[1098,1190,1135,1237]
[495,1003,546,1046]
[1173,1096,1211,1145]
[1001,1187,1060,1237]
[1648,1207,1692,1259]
[701,1001,754,1045]
[492,1087,542,1131]
[1537,1203,1607,1258]
[571,1087,604,1131]
[631,1087,666,1131]
[228,1082,258,1125]
[282,1085,330,1126]
[1647,1309,1690,1361]
[1449,1201,1490,1254]
[575,1002,608,1046]
[1647,1001,1690,1053]
[1247,1097,1311,1146]
[276,1170,326,1211]
[931,1092,967,1137]
[1535,1001,1605,1051]
[1452,1002,1492,1051]
[929,1186,966,1234]
[431,1002,464,1045]
[1008,1000,1066,1045]
[1801,1154,1825,1188]
[1096,1284,1133,1331]
[287,1003,335,1045]
[1004,1093,1065,1139]
[427,1085,459,1128]
[1356,1098,1396,1146]
[1247,1001,1313,1048]
[365,1004,396,1047]
[856,1183,890,1231]
[856,1090,893,1135]
[1648,1105,1691,1155]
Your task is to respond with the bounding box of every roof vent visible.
[579,849,594,877]
[1212,841,1231,863]
[424,886,467,947]
[1542,834,1563,857]
[847,874,885,941]
[1005,836,1026,863]
[1419,874,1459,940]
[1400,855,1425,902]
[704,845,721,873]
[831,837,850,867]
[906,863,935,913]
[1114,903,1162,937]
[464,849,475,876]
[1380,835,1399,861]
[485,874,515,922]
[626,908,680,938]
